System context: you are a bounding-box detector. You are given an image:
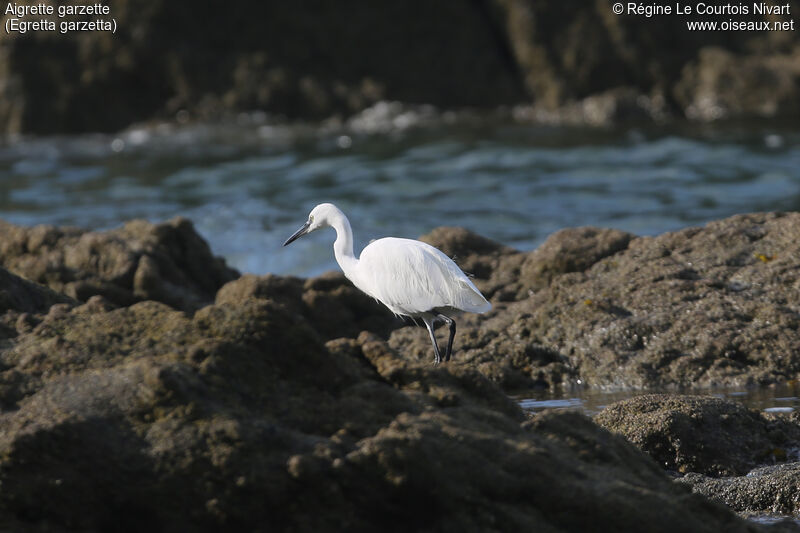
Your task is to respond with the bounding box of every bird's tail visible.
[459,279,492,313]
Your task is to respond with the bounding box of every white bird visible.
[283,203,491,364]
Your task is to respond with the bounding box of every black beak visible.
[283,221,310,246]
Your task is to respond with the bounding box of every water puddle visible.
[748,514,800,527]
[516,384,800,526]
[515,382,800,416]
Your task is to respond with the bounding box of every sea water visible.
[1,112,798,279]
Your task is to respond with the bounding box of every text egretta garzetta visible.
[283,203,491,364]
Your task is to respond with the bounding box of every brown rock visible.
[675,47,800,121]
[215,272,402,341]
[0,1,525,134]
[595,394,800,476]
[0,217,238,312]
[0,316,766,532]
[681,463,800,518]
[397,212,800,390]
[0,216,795,531]
[519,226,634,294]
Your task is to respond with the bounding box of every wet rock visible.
[680,463,800,517]
[395,212,800,390]
[0,217,238,312]
[0,261,781,531]
[595,395,800,476]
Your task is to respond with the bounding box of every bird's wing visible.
[356,238,491,315]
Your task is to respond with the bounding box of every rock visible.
[0,267,77,399]
[215,273,305,316]
[0,217,238,312]
[494,1,800,122]
[392,225,636,388]
[675,47,800,121]
[518,226,634,294]
[14,211,787,396]
[512,87,669,125]
[680,463,800,518]
[594,394,800,476]
[3,2,800,133]
[215,272,403,341]
[0,1,525,134]
[354,331,523,417]
[393,212,800,390]
[0,267,75,317]
[0,254,782,531]
[420,226,514,259]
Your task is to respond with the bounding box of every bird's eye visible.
[309,215,314,224]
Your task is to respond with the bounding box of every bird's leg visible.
[422,315,442,365]
[436,313,456,362]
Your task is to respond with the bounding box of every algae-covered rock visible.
[0,255,779,532]
[518,226,634,294]
[595,394,800,476]
[396,212,800,390]
[0,267,75,316]
[215,272,402,341]
[0,217,238,312]
[681,463,800,517]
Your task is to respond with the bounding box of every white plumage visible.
[354,237,490,316]
[283,203,491,364]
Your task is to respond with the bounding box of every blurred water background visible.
[1,109,799,277]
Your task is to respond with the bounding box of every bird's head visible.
[283,203,341,246]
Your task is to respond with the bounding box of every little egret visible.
[283,203,491,364]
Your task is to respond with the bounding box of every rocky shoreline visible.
[0,213,798,530]
[2,1,799,134]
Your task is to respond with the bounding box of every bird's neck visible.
[331,213,358,276]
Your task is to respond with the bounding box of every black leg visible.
[437,313,456,362]
[422,316,441,365]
